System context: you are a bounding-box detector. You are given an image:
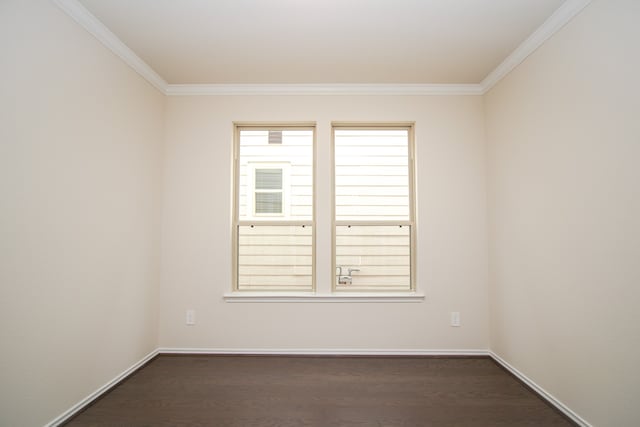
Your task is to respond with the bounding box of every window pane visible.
[335,225,411,291]
[239,129,313,221]
[334,129,409,221]
[255,169,282,190]
[238,225,313,291]
[255,192,283,214]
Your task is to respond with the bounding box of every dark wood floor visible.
[64,355,574,426]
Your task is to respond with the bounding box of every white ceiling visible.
[77,0,567,85]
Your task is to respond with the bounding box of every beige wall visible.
[6,0,638,425]
[159,95,489,351]
[484,1,640,425]
[0,1,164,425]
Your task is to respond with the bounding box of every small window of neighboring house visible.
[253,167,285,216]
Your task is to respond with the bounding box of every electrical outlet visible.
[186,309,195,325]
[451,311,460,327]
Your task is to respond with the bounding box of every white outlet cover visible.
[451,311,460,327]
[186,309,195,325]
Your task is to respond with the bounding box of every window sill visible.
[223,292,425,303]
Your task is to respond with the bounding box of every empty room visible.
[1,0,638,426]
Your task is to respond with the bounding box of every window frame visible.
[232,123,316,293]
[331,122,417,292]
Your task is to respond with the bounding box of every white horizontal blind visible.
[334,127,413,291]
[254,168,283,214]
[235,127,314,292]
[255,168,283,190]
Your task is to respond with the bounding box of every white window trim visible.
[229,122,420,300]
[223,292,425,303]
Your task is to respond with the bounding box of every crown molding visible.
[52,0,168,93]
[165,83,484,96]
[54,0,591,97]
[480,0,592,93]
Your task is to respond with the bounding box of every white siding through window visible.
[239,130,313,221]
[334,127,414,291]
[235,128,314,291]
[237,225,313,291]
[335,225,411,290]
[335,130,409,221]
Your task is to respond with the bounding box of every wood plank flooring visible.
[64,355,575,426]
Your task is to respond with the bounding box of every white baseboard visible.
[158,347,489,356]
[490,351,591,427]
[45,348,159,427]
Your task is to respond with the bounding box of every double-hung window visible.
[333,124,416,291]
[232,122,415,295]
[233,125,315,292]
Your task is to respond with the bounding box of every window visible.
[333,125,416,291]
[253,166,286,216]
[233,125,315,291]
[231,122,416,297]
